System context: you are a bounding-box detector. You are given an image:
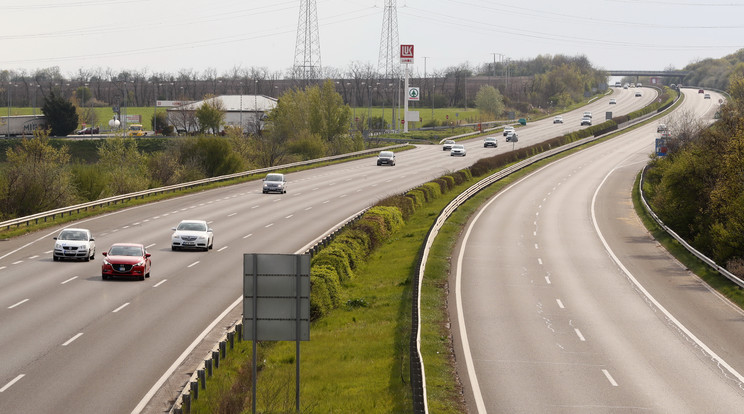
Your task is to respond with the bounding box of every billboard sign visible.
[400,44,414,64]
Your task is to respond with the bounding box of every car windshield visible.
[453,145,464,149]
[379,152,393,157]
[177,222,207,231]
[109,245,143,256]
[265,174,283,182]
[59,230,87,241]
[444,140,454,144]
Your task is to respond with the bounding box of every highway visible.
[451,89,743,412]
[0,87,654,413]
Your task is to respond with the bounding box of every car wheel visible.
[172,246,178,251]
[209,240,214,250]
[53,256,59,262]
[145,271,150,278]
[139,274,146,281]
[102,274,108,280]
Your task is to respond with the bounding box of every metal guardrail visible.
[0,144,408,231]
[639,166,744,288]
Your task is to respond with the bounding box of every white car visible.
[609,98,617,104]
[505,131,518,142]
[503,125,515,136]
[450,144,466,156]
[635,91,642,97]
[583,111,592,119]
[262,173,287,194]
[442,140,455,151]
[171,219,214,251]
[553,116,563,124]
[580,117,592,126]
[53,228,95,261]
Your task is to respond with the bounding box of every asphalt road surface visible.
[451,88,744,413]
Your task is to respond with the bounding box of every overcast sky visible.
[2,0,743,78]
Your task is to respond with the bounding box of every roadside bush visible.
[377,194,416,219]
[312,245,354,282]
[365,206,404,234]
[310,265,341,319]
[405,189,426,209]
[352,214,388,249]
[421,182,442,201]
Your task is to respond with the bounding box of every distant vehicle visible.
[657,124,667,133]
[623,84,629,89]
[127,124,147,136]
[580,117,592,126]
[637,82,642,87]
[442,140,456,151]
[376,150,396,166]
[102,243,151,281]
[698,89,704,94]
[503,126,515,136]
[583,111,592,119]
[634,91,643,97]
[553,116,563,124]
[76,126,99,134]
[609,98,617,104]
[171,219,214,251]
[0,115,48,137]
[262,173,287,194]
[483,137,498,147]
[53,228,95,262]
[704,93,711,99]
[505,131,518,142]
[614,81,621,87]
[630,83,635,88]
[450,144,466,156]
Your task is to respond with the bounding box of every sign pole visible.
[404,64,409,133]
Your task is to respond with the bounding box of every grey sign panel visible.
[243,253,311,341]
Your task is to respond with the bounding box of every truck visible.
[0,115,48,137]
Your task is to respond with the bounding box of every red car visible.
[102,243,151,281]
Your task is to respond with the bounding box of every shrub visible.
[422,182,442,201]
[311,245,354,282]
[405,189,426,209]
[352,214,389,249]
[377,194,416,219]
[310,265,341,319]
[365,206,404,234]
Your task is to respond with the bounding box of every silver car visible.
[171,219,214,251]
[450,144,466,156]
[442,140,455,151]
[53,228,95,261]
[262,173,287,194]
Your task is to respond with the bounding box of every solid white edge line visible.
[113,303,130,313]
[591,165,744,386]
[0,374,24,392]
[8,299,29,309]
[456,161,563,413]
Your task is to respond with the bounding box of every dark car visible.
[483,137,498,148]
[102,243,151,281]
[377,151,396,166]
[698,89,704,94]
[76,126,99,134]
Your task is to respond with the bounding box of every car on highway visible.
[450,144,466,156]
[376,150,396,166]
[698,89,705,94]
[704,93,711,99]
[553,116,563,124]
[53,228,95,261]
[657,123,667,133]
[580,117,592,126]
[76,126,99,134]
[505,131,518,142]
[442,140,455,151]
[636,82,642,87]
[101,243,151,281]
[483,137,498,147]
[583,111,592,119]
[262,173,287,194]
[503,126,515,136]
[609,98,617,104]
[634,91,643,97]
[171,219,214,251]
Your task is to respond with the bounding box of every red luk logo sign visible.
[400,44,414,63]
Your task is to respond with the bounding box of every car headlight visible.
[135,260,145,266]
[103,258,111,266]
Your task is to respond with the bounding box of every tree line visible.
[644,72,744,275]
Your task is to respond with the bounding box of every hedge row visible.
[309,170,471,319]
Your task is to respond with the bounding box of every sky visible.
[1,0,743,78]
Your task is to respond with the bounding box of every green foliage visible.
[194,95,225,134]
[0,129,76,218]
[42,91,78,136]
[310,265,341,319]
[682,48,744,90]
[96,137,149,195]
[311,245,355,282]
[71,163,107,201]
[474,85,504,118]
[150,111,174,135]
[191,136,244,177]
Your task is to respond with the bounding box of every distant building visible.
[166,95,277,134]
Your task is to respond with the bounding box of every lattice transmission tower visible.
[378,0,400,79]
[293,0,322,83]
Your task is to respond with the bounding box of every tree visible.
[97,137,149,195]
[0,128,76,218]
[475,85,504,119]
[150,111,174,135]
[195,95,225,134]
[42,91,78,136]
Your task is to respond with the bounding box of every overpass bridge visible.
[607,70,690,81]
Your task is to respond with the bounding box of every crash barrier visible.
[639,166,744,288]
[0,144,408,231]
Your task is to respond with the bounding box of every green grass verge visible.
[633,173,744,307]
